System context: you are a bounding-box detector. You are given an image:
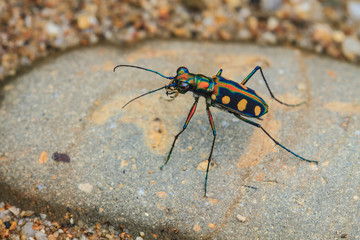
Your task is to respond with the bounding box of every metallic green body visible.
[168,67,268,118]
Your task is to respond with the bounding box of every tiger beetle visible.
[114,64,318,197]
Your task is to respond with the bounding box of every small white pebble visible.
[221,121,229,128]
[348,1,360,20]
[9,206,20,216]
[297,83,306,90]
[35,231,48,240]
[136,237,144,240]
[138,188,145,196]
[140,232,145,237]
[78,183,93,193]
[231,117,240,122]
[236,214,246,222]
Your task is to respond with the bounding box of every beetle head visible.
[166,67,192,97]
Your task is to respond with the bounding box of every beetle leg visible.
[241,66,260,85]
[160,96,200,170]
[233,113,318,164]
[204,103,217,197]
[168,92,179,100]
[241,66,304,107]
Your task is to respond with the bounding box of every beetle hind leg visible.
[241,66,305,107]
[233,113,318,164]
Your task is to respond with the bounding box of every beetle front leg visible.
[160,96,200,170]
[204,103,217,197]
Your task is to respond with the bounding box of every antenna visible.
[113,64,174,80]
[122,84,176,108]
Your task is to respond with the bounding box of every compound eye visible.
[177,67,189,75]
[178,81,189,91]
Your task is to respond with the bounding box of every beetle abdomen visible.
[211,77,268,118]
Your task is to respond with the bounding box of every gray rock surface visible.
[1,41,359,239]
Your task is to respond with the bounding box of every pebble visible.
[236,214,246,222]
[261,31,277,45]
[45,22,61,36]
[21,222,36,238]
[221,121,229,128]
[347,1,360,21]
[20,210,34,217]
[332,30,345,43]
[35,231,48,240]
[342,37,360,62]
[312,23,332,45]
[237,29,252,41]
[261,0,283,11]
[78,183,93,193]
[77,15,91,29]
[8,206,20,216]
[267,17,279,31]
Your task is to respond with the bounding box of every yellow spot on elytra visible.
[211,94,216,101]
[237,99,247,111]
[254,106,261,116]
[222,96,230,104]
